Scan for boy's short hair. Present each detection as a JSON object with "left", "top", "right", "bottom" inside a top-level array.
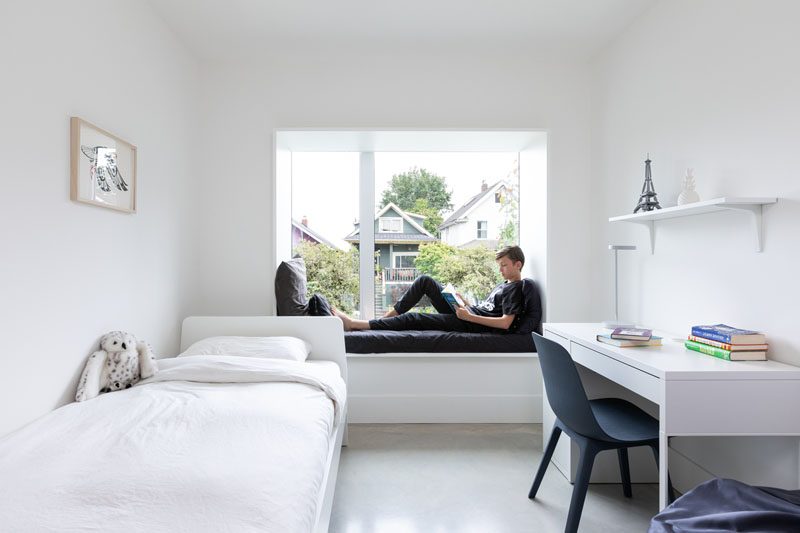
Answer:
[{"left": 496, "top": 245, "right": 525, "bottom": 266}]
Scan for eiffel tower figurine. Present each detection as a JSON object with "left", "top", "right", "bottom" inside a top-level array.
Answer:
[{"left": 633, "top": 154, "right": 662, "bottom": 213}]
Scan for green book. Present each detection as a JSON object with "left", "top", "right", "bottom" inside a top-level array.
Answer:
[{"left": 684, "top": 340, "right": 766, "bottom": 361}]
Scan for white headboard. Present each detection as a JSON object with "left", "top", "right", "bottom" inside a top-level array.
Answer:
[{"left": 180, "top": 316, "right": 347, "bottom": 383}]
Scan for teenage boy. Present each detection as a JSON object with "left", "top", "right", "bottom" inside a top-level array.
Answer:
[{"left": 334, "top": 245, "right": 527, "bottom": 333}]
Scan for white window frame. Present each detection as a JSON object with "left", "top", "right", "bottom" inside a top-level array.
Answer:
[
  {"left": 477, "top": 220, "right": 488, "bottom": 239},
  {"left": 392, "top": 252, "right": 419, "bottom": 269},
  {"left": 274, "top": 129, "right": 548, "bottom": 322},
  {"left": 379, "top": 217, "right": 403, "bottom": 233}
]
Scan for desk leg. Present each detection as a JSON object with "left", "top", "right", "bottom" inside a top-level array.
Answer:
[{"left": 658, "top": 430, "right": 669, "bottom": 510}]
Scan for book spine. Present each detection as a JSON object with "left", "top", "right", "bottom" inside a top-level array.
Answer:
[
  {"left": 685, "top": 340, "right": 732, "bottom": 360},
  {"left": 687, "top": 335, "right": 734, "bottom": 351},
  {"left": 690, "top": 327, "right": 731, "bottom": 343}
]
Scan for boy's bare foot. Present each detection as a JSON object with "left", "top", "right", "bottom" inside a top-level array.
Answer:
[{"left": 331, "top": 307, "right": 353, "bottom": 331}]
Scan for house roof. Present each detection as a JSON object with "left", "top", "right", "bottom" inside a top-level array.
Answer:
[
  {"left": 292, "top": 218, "right": 344, "bottom": 250},
  {"left": 345, "top": 202, "right": 436, "bottom": 242},
  {"left": 345, "top": 232, "right": 438, "bottom": 244},
  {"left": 439, "top": 181, "right": 504, "bottom": 230}
]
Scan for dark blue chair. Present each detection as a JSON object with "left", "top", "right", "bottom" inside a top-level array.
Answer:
[{"left": 529, "top": 333, "right": 674, "bottom": 533}]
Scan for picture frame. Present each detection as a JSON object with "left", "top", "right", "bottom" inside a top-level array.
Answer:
[{"left": 70, "top": 117, "right": 137, "bottom": 213}]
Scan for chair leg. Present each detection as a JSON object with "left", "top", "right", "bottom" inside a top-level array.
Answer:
[
  {"left": 649, "top": 443, "right": 676, "bottom": 504},
  {"left": 529, "top": 425, "right": 562, "bottom": 499},
  {"left": 565, "top": 441, "right": 598, "bottom": 533},
  {"left": 617, "top": 448, "right": 632, "bottom": 498}
]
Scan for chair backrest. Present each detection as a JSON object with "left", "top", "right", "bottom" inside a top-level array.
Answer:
[
  {"left": 513, "top": 279, "right": 543, "bottom": 335},
  {"left": 532, "top": 333, "right": 609, "bottom": 440}
]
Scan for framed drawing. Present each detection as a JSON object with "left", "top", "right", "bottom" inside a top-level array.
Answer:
[{"left": 70, "top": 117, "right": 137, "bottom": 213}]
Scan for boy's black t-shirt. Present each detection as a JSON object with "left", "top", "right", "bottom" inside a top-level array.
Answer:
[{"left": 469, "top": 280, "right": 524, "bottom": 318}]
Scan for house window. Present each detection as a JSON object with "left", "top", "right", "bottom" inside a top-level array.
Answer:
[
  {"left": 393, "top": 252, "right": 418, "bottom": 269},
  {"left": 477, "top": 221, "right": 488, "bottom": 239},
  {"left": 379, "top": 217, "right": 402, "bottom": 233}
]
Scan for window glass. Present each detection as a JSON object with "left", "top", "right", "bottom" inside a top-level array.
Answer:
[
  {"left": 290, "top": 152, "right": 361, "bottom": 317},
  {"left": 373, "top": 153, "right": 519, "bottom": 315},
  {"left": 379, "top": 217, "right": 402, "bottom": 233},
  {"left": 477, "top": 220, "right": 488, "bottom": 239}
]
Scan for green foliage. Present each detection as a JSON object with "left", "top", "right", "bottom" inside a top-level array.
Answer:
[
  {"left": 411, "top": 198, "right": 444, "bottom": 237},
  {"left": 414, "top": 242, "right": 457, "bottom": 281},
  {"left": 497, "top": 182, "right": 519, "bottom": 247},
  {"left": 380, "top": 167, "right": 452, "bottom": 223},
  {"left": 439, "top": 247, "right": 503, "bottom": 301},
  {"left": 415, "top": 242, "right": 501, "bottom": 301},
  {"left": 293, "top": 241, "right": 360, "bottom": 314}
]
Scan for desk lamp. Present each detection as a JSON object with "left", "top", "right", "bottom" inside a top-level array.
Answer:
[{"left": 603, "top": 244, "right": 637, "bottom": 329}]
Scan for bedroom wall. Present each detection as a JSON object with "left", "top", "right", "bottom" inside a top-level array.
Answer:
[
  {"left": 192, "top": 52, "right": 594, "bottom": 325},
  {"left": 591, "top": 0, "right": 800, "bottom": 489},
  {"left": 0, "top": 1, "right": 199, "bottom": 436}
]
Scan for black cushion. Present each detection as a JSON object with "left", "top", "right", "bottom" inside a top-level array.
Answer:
[
  {"left": 345, "top": 330, "right": 536, "bottom": 353},
  {"left": 275, "top": 258, "right": 309, "bottom": 316},
  {"left": 511, "top": 278, "right": 543, "bottom": 335},
  {"left": 308, "top": 293, "right": 333, "bottom": 316}
]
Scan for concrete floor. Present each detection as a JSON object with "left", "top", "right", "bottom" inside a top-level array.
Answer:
[{"left": 330, "top": 424, "right": 659, "bottom": 533}]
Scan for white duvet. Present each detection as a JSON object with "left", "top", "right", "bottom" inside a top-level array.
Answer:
[{"left": 0, "top": 355, "right": 346, "bottom": 533}]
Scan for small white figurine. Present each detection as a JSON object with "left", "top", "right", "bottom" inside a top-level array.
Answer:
[{"left": 677, "top": 168, "right": 700, "bottom": 205}]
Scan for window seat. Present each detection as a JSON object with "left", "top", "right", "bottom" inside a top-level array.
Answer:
[
  {"left": 344, "top": 330, "right": 541, "bottom": 423},
  {"left": 344, "top": 329, "right": 536, "bottom": 354}
]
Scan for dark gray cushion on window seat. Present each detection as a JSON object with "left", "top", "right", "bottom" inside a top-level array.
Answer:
[
  {"left": 345, "top": 330, "right": 535, "bottom": 354},
  {"left": 275, "top": 258, "right": 309, "bottom": 316}
]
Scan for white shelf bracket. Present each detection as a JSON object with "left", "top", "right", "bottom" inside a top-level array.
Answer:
[
  {"left": 631, "top": 220, "right": 656, "bottom": 254},
  {"left": 720, "top": 204, "right": 765, "bottom": 252}
]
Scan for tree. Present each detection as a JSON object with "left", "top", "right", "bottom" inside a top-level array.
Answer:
[
  {"left": 411, "top": 198, "right": 444, "bottom": 236},
  {"left": 438, "top": 247, "right": 503, "bottom": 300},
  {"left": 293, "top": 241, "right": 360, "bottom": 314},
  {"left": 497, "top": 182, "right": 519, "bottom": 247},
  {"left": 414, "top": 242, "right": 457, "bottom": 281},
  {"left": 415, "top": 242, "right": 501, "bottom": 301},
  {"left": 380, "top": 167, "right": 452, "bottom": 236}
]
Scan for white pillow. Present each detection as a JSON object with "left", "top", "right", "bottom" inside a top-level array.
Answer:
[{"left": 180, "top": 336, "right": 312, "bottom": 362}]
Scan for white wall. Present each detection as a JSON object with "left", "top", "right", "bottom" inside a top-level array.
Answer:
[
  {"left": 0, "top": 1, "right": 199, "bottom": 436},
  {"left": 193, "top": 52, "right": 594, "bottom": 325},
  {"left": 591, "top": 0, "right": 800, "bottom": 488}
]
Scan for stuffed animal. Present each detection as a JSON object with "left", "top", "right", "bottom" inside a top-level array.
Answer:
[{"left": 75, "top": 331, "right": 157, "bottom": 402}]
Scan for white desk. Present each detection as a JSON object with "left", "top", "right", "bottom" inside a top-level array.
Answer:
[{"left": 543, "top": 323, "right": 800, "bottom": 510}]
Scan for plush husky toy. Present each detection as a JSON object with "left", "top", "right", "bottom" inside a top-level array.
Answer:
[{"left": 75, "top": 331, "right": 157, "bottom": 402}]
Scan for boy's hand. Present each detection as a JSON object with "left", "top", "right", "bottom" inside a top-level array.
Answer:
[{"left": 455, "top": 306, "right": 472, "bottom": 321}]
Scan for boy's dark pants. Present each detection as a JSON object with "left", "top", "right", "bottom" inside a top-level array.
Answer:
[{"left": 368, "top": 275, "right": 494, "bottom": 333}]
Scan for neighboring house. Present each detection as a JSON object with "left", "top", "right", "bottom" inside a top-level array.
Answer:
[
  {"left": 344, "top": 202, "right": 437, "bottom": 313},
  {"left": 439, "top": 180, "right": 509, "bottom": 249},
  {"left": 344, "top": 202, "right": 437, "bottom": 273},
  {"left": 292, "top": 216, "right": 345, "bottom": 251}
]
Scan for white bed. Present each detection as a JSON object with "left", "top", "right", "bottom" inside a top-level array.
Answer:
[{"left": 0, "top": 316, "right": 347, "bottom": 533}]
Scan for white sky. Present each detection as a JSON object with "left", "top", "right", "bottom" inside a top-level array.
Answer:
[{"left": 291, "top": 152, "right": 518, "bottom": 249}]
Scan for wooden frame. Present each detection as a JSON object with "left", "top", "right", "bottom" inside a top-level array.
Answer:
[{"left": 70, "top": 117, "right": 137, "bottom": 213}]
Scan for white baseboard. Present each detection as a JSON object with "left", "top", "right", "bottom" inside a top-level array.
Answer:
[{"left": 348, "top": 394, "right": 543, "bottom": 423}]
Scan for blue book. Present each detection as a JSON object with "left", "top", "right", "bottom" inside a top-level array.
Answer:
[{"left": 691, "top": 324, "right": 765, "bottom": 344}]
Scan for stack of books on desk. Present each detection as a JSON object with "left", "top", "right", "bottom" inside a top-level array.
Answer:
[
  {"left": 597, "top": 327, "right": 662, "bottom": 347},
  {"left": 685, "top": 324, "right": 768, "bottom": 361}
]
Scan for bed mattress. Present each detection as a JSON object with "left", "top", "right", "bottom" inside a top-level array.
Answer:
[
  {"left": 0, "top": 356, "right": 346, "bottom": 533},
  {"left": 345, "top": 329, "right": 536, "bottom": 353}
]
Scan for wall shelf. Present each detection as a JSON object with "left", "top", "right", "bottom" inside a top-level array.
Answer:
[{"left": 609, "top": 197, "right": 777, "bottom": 253}]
